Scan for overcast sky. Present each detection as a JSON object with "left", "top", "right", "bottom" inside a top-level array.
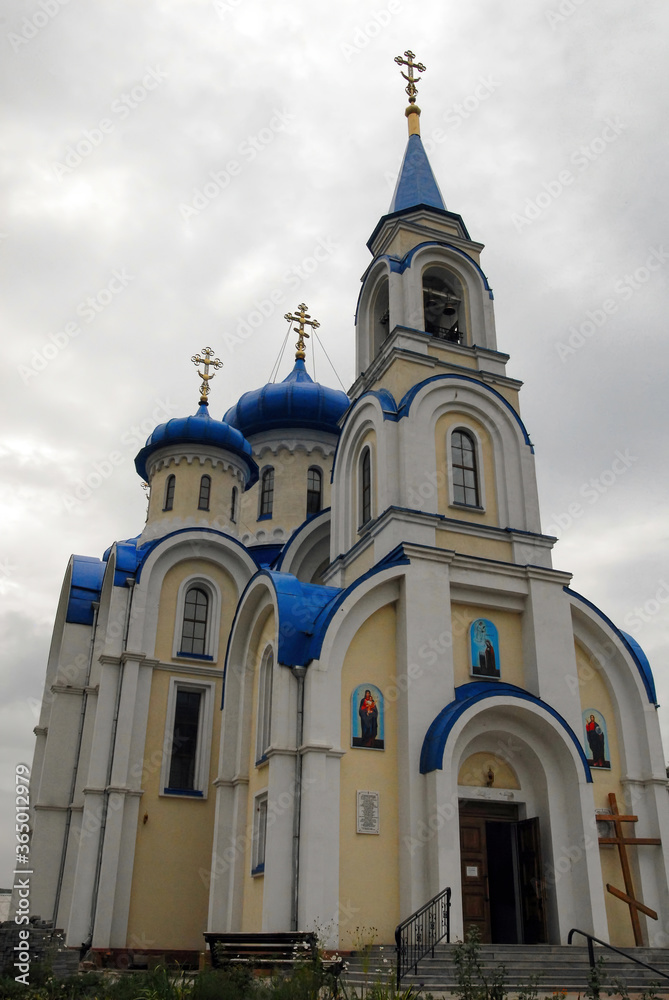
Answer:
[{"left": 1, "top": 0, "right": 668, "bottom": 888}]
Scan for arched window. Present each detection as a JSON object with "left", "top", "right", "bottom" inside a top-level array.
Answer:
[
  {"left": 451, "top": 430, "right": 480, "bottom": 506},
  {"left": 198, "top": 474, "right": 211, "bottom": 511},
  {"left": 256, "top": 647, "right": 274, "bottom": 762},
  {"left": 359, "top": 447, "right": 372, "bottom": 527},
  {"left": 306, "top": 467, "right": 322, "bottom": 516},
  {"left": 259, "top": 468, "right": 274, "bottom": 518},
  {"left": 179, "top": 586, "right": 209, "bottom": 656},
  {"left": 163, "top": 474, "right": 175, "bottom": 511},
  {"left": 230, "top": 486, "right": 238, "bottom": 523},
  {"left": 423, "top": 267, "right": 464, "bottom": 344}
]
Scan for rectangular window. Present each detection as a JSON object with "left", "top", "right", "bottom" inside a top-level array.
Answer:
[
  {"left": 252, "top": 792, "right": 268, "bottom": 875},
  {"left": 161, "top": 680, "right": 215, "bottom": 798},
  {"left": 167, "top": 689, "right": 201, "bottom": 791}
]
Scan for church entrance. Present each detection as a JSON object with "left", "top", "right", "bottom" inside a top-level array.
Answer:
[{"left": 459, "top": 801, "right": 548, "bottom": 944}]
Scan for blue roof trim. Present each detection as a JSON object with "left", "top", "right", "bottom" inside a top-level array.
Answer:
[
  {"left": 66, "top": 556, "right": 106, "bottom": 626},
  {"left": 274, "top": 507, "right": 332, "bottom": 572},
  {"left": 565, "top": 588, "right": 658, "bottom": 706},
  {"left": 221, "top": 545, "right": 411, "bottom": 708},
  {"left": 367, "top": 206, "right": 472, "bottom": 252},
  {"left": 246, "top": 543, "right": 284, "bottom": 568},
  {"left": 420, "top": 681, "right": 593, "bottom": 781},
  {"left": 303, "top": 544, "right": 411, "bottom": 665},
  {"left": 389, "top": 134, "right": 446, "bottom": 214},
  {"left": 397, "top": 374, "right": 534, "bottom": 451},
  {"left": 131, "top": 527, "right": 258, "bottom": 584},
  {"left": 224, "top": 359, "right": 349, "bottom": 439},
  {"left": 134, "top": 403, "right": 258, "bottom": 486},
  {"left": 392, "top": 242, "right": 493, "bottom": 300}
]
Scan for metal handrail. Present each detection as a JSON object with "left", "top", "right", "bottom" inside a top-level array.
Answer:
[
  {"left": 568, "top": 927, "right": 669, "bottom": 991},
  {"left": 395, "top": 886, "right": 451, "bottom": 989}
]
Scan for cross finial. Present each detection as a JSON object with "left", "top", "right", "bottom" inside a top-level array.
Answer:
[
  {"left": 395, "top": 50, "right": 426, "bottom": 136},
  {"left": 284, "top": 303, "right": 320, "bottom": 361},
  {"left": 191, "top": 347, "right": 223, "bottom": 405}
]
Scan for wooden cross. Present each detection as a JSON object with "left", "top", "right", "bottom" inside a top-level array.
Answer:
[
  {"left": 284, "top": 303, "right": 320, "bottom": 361},
  {"left": 191, "top": 347, "right": 223, "bottom": 404},
  {"left": 596, "top": 792, "right": 661, "bottom": 945},
  {"left": 394, "top": 50, "right": 426, "bottom": 105}
]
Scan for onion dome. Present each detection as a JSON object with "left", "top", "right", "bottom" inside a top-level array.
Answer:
[
  {"left": 223, "top": 359, "right": 349, "bottom": 438},
  {"left": 134, "top": 403, "right": 258, "bottom": 485}
]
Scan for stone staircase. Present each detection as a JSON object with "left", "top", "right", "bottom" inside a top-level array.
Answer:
[{"left": 342, "top": 943, "right": 669, "bottom": 995}]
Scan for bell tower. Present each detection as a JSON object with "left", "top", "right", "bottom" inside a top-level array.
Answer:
[{"left": 352, "top": 51, "right": 502, "bottom": 403}]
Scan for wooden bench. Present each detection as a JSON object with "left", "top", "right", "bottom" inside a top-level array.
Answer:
[
  {"left": 204, "top": 931, "right": 318, "bottom": 971},
  {"left": 203, "top": 931, "right": 343, "bottom": 992}
]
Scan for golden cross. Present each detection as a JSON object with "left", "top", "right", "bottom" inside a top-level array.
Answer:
[
  {"left": 284, "top": 303, "right": 320, "bottom": 361},
  {"left": 191, "top": 347, "right": 223, "bottom": 405},
  {"left": 395, "top": 49, "right": 426, "bottom": 105},
  {"left": 596, "top": 792, "right": 661, "bottom": 945}
]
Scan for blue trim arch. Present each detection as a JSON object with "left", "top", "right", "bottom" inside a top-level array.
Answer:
[
  {"left": 565, "top": 587, "right": 658, "bottom": 706},
  {"left": 420, "top": 681, "right": 593, "bottom": 781}
]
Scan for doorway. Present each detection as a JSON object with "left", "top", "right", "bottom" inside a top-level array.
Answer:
[{"left": 459, "top": 802, "right": 547, "bottom": 944}]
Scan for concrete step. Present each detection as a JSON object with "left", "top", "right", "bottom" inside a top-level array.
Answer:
[{"left": 342, "top": 944, "right": 669, "bottom": 993}]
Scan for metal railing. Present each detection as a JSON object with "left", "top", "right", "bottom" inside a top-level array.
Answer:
[
  {"left": 395, "top": 886, "right": 451, "bottom": 989},
  {"left": 568, "top": 928, "right": 669, "bottom": 994}
]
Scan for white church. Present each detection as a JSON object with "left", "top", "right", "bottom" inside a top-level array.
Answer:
[{"left": 25, "top": 54, "right": 669, "bottom": 963}]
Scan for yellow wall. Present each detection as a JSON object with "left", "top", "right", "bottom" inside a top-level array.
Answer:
[
  {"left": 148, "top": 457, "right": 241, "bottom": 532},
  {"left": 344, "top": 544, "right": 375, "bottom": 588},
  {"left": 451, "top": 603, "right": 524, "bottom": 689},
  {"left": 339, "top": 604, "right": 399, "bottom": 947},
  {"left": 436, "top": 528, "right": 512, "bottom": 562},
  {"left": 240, "top": 613, "right": 276, "bottom": 931},
  {"left": 435, "top": 412, "right": 499, "bottom": 527},
  {"left": 240, "top": 449, "right": 333, "bottom": 538},
  {"left": 574, "top": 641, "right": 633, "bottom": 947},
  {"left": 458, "top": 751, "right": 520, "bottom": 789},
  {"left": 126, "top": 557, "right": 239, "bottom": 951}
]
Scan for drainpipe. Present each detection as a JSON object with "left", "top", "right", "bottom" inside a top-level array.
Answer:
[
  {"left": 85, "top": 579, "right": 135, "bottom": 949},
  {"left": 290, "top": 666, "right": 307, "bottom": 932},
  {"left": 52, "top": 601, "right": 99, "bottom": 925}
]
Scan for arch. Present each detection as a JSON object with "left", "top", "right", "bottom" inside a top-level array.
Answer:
[
  {"left": 449, "top": 427, "right": 481, "bottom": 508},
  {"left": 421, "top": 682, "right": 592, "bottom": 780},
  {"left": 422, "top": 264, "right": 466, "bottom": 344},
  {"left": 255, "top": 644, "right": 274, "bottom": 762},
  {"left": 163, "top": 474, "right": 175, "bottom": 511},
  {"left": 125, "top": 530, "right": 256, "bottom": 657},
  {"left": 198, "top": 474, "right": 211, "bottom": 511},
  {"left": 276, "top": 507, "right": 332, "bottom": 585},
  {"left": 359, "top": 446, "right": 372, "bottom": 527},
  {"left": 173, "top": 574, "right": 222, "bottom": 661},
  {"left": 354, "top": 257, "right": 393, "bottom": 374}
]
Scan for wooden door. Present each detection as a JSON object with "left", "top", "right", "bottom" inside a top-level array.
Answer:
[
  {"left": 517, "top": 817, "right": 548, "bottom": 944},
  {"left": 460, "top": 815, "right": 491, "bottom": 942}
]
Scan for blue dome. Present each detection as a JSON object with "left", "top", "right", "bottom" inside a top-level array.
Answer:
[
  {"left": 223, "top": 359, "right": 349, "bottom": 438},
  {"left": 135, "top": 403, "right": 258, "bottom": 485}
]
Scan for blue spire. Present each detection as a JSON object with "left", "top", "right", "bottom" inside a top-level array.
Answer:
[{"left": 388, "top": 133, "right": 446, "bottom": 214}]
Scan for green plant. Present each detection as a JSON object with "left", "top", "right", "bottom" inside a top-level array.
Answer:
[
  {"left": 515, "top": 973, "right": 540, "bottom": 1000},
  {"left": 584, "top": 956, "right": 607, "bottom": 1000},
  {"left": 452, "top": 926, "right": 506, "bottom": 1000}
]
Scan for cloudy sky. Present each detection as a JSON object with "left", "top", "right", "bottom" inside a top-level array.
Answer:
[{"left": 1, "top": 0, "right": 668, "bottom": 886}]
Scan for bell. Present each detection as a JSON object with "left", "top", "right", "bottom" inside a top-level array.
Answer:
[{"left": 443, "top": 295, "right": 457, "bottom": 317}]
